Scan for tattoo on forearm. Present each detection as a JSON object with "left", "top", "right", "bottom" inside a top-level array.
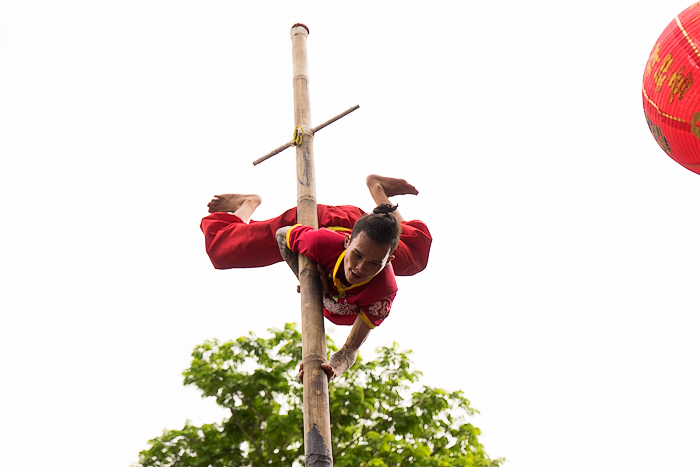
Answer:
[
  {"left": 275, "top": 228, "right": 299, "bottom": 279},
  {"left": 329, "top": 348, "right": 357, "bottom": 375}
]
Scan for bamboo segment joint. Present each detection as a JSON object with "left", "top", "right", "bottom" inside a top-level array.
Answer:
[
  {"left": 297, "top": 194, "right": 317, "bottom": 203},
  {"left": 302, "top": 354, "right": 327, "bottom": 365}
]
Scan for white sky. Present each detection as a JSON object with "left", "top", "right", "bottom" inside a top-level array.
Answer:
[{"left": 2, "top": 1, "right": 699, "bottom": 466}]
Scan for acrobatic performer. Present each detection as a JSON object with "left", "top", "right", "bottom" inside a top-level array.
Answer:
[{"left": 201, "top": 175, "right": 432, "bottom": 381}]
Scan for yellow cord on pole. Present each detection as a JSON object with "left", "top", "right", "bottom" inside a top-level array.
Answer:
[{"left": 291, "top": 126, "right": 304, "bottom": 146}]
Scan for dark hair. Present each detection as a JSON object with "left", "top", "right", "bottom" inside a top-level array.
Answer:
[{"left": 349, "top": 204, "right": 401, "bottom": 253}]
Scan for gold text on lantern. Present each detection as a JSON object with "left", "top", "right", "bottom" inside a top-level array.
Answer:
[
  {"left": 668, "top": 67, "right": 693, "bottom": 103},
  {"left": 653, "top": 54, "right": 675, "bottom": 91}
]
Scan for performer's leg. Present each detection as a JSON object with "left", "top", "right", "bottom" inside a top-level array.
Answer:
[
  {"left": 365, "top": 174, "right": 432, "bottom": 276},
  {"left": 201, "top": 180, "right": 432, "bottom": 274},
  {"left": 316, "top": 204, "right": 365, "bottom": 231},
  {"left": 202, "top": 193, "right": 298, "bottom": 269},
  {"left": 391, "top": 220, "right": 432, "bottom": 276},
  {"left": 365, "top": 174, "right": 418, "bottom": 223},
  {"left": 203, "top": 198, "right": 367, "bottom": 270}
]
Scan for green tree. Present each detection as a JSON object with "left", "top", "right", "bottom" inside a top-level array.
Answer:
[{"left": 135, "top": 323, "right": 504, "bottom": 467}]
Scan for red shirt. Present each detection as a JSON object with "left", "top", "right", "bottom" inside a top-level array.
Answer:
[{"left": 286, "top": 225, "right": 397, "bottom": 328}]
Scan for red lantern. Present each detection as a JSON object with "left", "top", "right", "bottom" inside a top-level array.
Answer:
[{"left": 643, "top": 2, "right": 700, "bottom": 175}]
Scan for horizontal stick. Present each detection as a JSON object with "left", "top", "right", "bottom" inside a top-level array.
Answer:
[
  {"left": 311, "top": 104, "right": 359, "bottom": 134},
  {"left": 252, "top": 105, "right": 360, "bottom": 166},
  {"left": 252, "top": 141, "right": 293, "bottom": 166}
]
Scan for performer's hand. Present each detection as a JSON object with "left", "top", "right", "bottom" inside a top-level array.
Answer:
[
  {"left": 316, "top": 264, "right": 330, "bottom": 295},
  {"left": 298, "top": 362, "right": 339, "bottom": 383},
  {"left": 322, "top": 362, "right": 340, "bottom": 381},
  {"left": 299, "top": 321, "right": 365, "bottom": 382}
]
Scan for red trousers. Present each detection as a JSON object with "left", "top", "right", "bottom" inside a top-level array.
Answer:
[{"left": 201, "top": 205, "right": 432, "bottom": 276}]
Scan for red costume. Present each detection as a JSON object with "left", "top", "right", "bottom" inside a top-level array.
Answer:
[
  {"left": 285, "top": 224, "right": 396, "bottom": 328},
  {"left": 200, "top": 205, "right": 431, "bottom": 276}
]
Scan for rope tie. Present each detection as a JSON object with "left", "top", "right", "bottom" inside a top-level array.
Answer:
[{"left": 291, "top": 126, "right": 304, "bottom": 146}]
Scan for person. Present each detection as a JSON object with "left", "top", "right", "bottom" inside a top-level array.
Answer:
[
  {"left": 200, "top": 175, "right": 432, "bottom": 381},
  {"left": 201, "top": 175, "right": 431, "bottom": 277}
]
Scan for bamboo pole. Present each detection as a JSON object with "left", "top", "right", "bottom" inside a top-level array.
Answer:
[{"left": 290, "top": 23, "right": 334, "bottom": 467}]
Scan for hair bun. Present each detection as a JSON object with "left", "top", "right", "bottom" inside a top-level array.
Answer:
[{"left": 373, "top": 203, "right": 398, "bottom": 215}]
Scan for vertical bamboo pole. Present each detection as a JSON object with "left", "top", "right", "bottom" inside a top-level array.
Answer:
[{"left": 290, "top": 23, "right": 333, "bottom": 467}]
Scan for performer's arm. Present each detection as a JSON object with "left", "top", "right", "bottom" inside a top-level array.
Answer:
[
  {"left": 298, "top": 315, "right": 371, "bottom": 383},
  {"left": 275, "top": 226, "right": 299, "bottom": 278},
  {"left": 323, "top": 316, "right": 371, "bottom": 381}
]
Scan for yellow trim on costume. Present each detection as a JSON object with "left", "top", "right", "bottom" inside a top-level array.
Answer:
[
  {"left": 326, "top": 226, "right": 352, "bottom": 232},
  {"left": 331, "top": 251, "right": 373, "bottom": 298},
  {"left": 359, "top": 311, "right": 376, "bottom": 329},
  {"left": 642, "top": 87, "right": 686, "bottom": 122},
  {"left": 286, "top": 224, "right": 303, "bottom": 249},
  {"left": 332, "top": 250, "right": 344, "bottom": 283},
  {"left": 676, "top": 16, "right": 700, "bottom": 60}
]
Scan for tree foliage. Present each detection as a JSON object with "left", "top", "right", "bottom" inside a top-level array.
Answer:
[{"left": 135, "top": 323, "right": 504, "bottom": 467}]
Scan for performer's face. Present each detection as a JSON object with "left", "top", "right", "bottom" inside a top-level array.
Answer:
[{"left": 343, "top": 232, "right": 394, "bottom": 284}]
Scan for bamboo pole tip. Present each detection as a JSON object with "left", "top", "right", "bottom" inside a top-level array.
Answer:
[{"left": 291, "top": 23, "right": 310, "bottom": 36}]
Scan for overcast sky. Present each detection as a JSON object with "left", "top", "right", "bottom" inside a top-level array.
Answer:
[{"left": 2, "top": 1, "right": 699, "bottom": 466}]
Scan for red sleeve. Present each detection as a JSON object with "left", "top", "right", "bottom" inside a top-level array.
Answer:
[
  {"left": 286, "top": 225, "right": 346, "bottom": 267},
  {"left": 285, "top": 224, "right": 319, "bottom": 261},
  {"left": 359, "top": 293, "right": 395, "bottom": 328}
]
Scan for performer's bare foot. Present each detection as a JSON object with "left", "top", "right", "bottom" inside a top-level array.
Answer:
[
  {"left": 207, "top": 194, "right": 261, "bottom": 213},
  {"left": 366, "top": 175, "right": 417, "bottom": 224},
  {"left": 366, "top": 174, "right": 419, "bottom": 198},
  {"left": 207, "top": 194, "right": 261, "bottom": 223}
]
